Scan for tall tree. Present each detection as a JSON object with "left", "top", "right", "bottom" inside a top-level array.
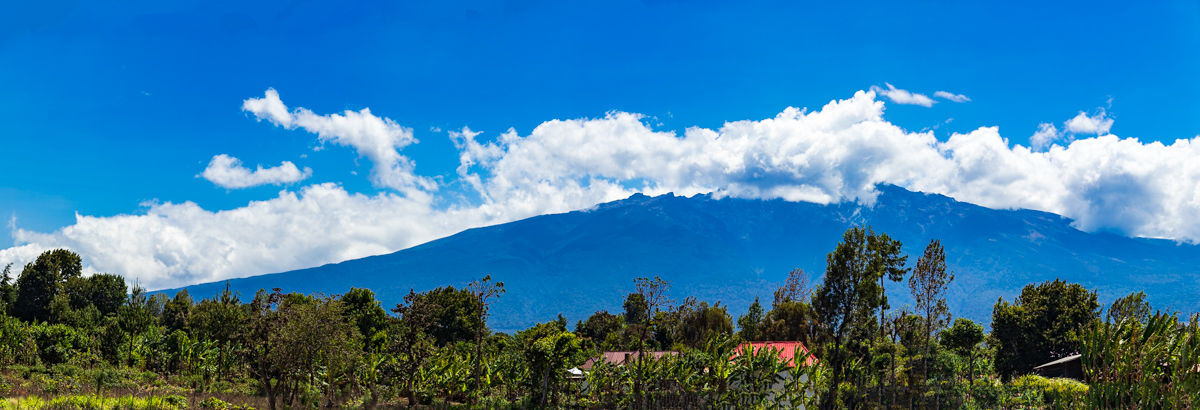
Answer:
[
  {"left": 576, "top": 310, "right": 622, "bottom": 349},
  {"left": 14, "top": 249, "right": 82, "bottom": 322},
  {"left": 940, "top": 318, "right": 985, "bottom": 388},
  {"left": 665, "top": 299, "right": 733, "bottom": 348},
  {"left": 622, "top": 292, "right": 649, "bottom": 327},
  {"left": 192, "top": 282, "right": 245, "bottom": 380},
  {"left": 341, "top": 287, "right": 389, "bottom": 347},
  {"left": 409, "top": 285, "right": 482, "bottom": 346},
  {"left": 63, "top": 273, "right": 127, "bottom": 317},
  {"left": 632, "top": 276, "right": 671, "bottom": 405},
  {"left": 774, "top": 268, "right": 814, "bottom": 307},
  {"left": 0, "top": 263, "right": 15, "bottom": 315},
  {"left": 812, "top": 226, "right": 905, "bottom": 410},
  {"left": 118, "top": 284, "right": 153, "bottom": 366},
  {"left": 760, "top": 272, "right": 820, "bottom": 344},
  {"left": 467, "top": 275, "right": 504, "bottom": 403},
  {"left": 161, "top": 289, "right": 194, "bottom": 332},
  {"left": 388, "top": 289, "right": 437, "bottom": 406},
  {"left": 1107, "top": 290, "right": 1151, "bottom": 324},
  {"left": 909, "top": 239, "right": 954, "bottom": 403},
  {"left": 736, "top": 297, "right": 765, "bottom": 342},
  {"left": 991, "top": 279, "right": 1100, "bottom": 380}
]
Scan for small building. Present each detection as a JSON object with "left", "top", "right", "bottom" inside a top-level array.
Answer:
[
  {"left": 1034, "top": 354, "right": 1084, "bottom": 381},
  {"left": 580, "top": 350, "right": 679, "bottom": 371},
  {"left": 732, "top": 341, "right": 819, "bottom": 367}
]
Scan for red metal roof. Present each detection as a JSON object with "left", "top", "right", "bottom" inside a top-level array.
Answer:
[
  {"left": 732, "top": 341, "right": 819, "bottom": 367},
  {"left": 581, "top": 351, "right": 679, "bottom": 370}
]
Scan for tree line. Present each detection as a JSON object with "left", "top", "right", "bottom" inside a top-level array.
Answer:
[{"left": 1, "top": 226, "right": 1197, "bottom": 409}]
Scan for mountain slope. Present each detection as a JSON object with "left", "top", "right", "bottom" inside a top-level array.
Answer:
[{"left": 164, "top": 185, "right": 1200, "bottom": 330}]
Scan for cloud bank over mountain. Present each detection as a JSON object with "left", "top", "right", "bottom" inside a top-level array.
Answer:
[{"left": 3, "top": 89, "right": 1198, "bottom": 289}]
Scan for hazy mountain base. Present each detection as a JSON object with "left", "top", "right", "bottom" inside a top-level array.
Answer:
[{"left": 162, "top": 185, "right": 1200, "bottom": 331}]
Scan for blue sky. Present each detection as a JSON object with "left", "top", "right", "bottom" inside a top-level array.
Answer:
[{"left": 2, "top": 0, "right": 1199, "bottom": 288}]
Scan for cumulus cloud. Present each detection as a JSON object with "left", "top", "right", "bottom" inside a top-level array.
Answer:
[
  {"left": 934, "top": 91, "right": 971, "bottom": 103},
  {"left": 199, "top": 154, "right": 312, "bottom": 189},
  {"left": 870, "top": 83, "right": 935, "bottom": 107},
  {"left": 4, "top": 89, "right": 1199, "bottom": 290},
  {"left": 242, "top": 88, "right": 435, "bottom": 196},
  {"left": 1064, "top": 109, "right": 1114, "bottom": 135},
  {"left": 1030, "top": 123, "right": 1062, "bottom": 151}
]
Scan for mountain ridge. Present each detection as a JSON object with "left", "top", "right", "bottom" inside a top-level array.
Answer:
[{"left": 160, "top": 185, "right": 1200, "bottom": 330}]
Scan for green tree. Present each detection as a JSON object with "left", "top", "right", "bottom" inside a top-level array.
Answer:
[
  {"left": 341, "top": 287, "right": 389, "bottom": 348},
  {"left": 812, "top": 226, "right": 905, "bottom": 409},
  {"left": 760, "top": 269, "right": 821, "bottom": 345},
  {"left": 991, "top": 279, "right": 1100, "bottom": 380},
  {"left": 1107, "top": 290, "right": 1151, "bottom": 324},
  {"left": 631, "top": 276, "right": 671, "bottom": 404},
  {"left": 63, "top": 273, "right": 127, "bottom": 317},
  {"left": 623, "top": 292, "right": 649, "bottom": 326},
  {"left": 14, "top": 249, "right": 83, "bottom": 322},
  {"left": 576, "top": 310, "right": 622, "bottom": 348},
  {"left": 191, "top": 282, "right": 245, "bottom": 380},
  {"left": 940, "top": 318, "right": 985, "bottom": 387},
  {"left": 409, "top": 285, "right": 482, "bottom": 346},
  {"left": 773, "top": 268, "right": 814, "bottom": 307},
  {"left": 909, "top": 239, "right": 954, "bottom": 403},
  {"left": 387, "top": 289, "right": 438, "bottom": 406},
  {"left": 759, "top": 298, "right": 819, "bottom": 344},
  {"left": 666, "top": 298, "right": 733, "bottom": 348},
  {"left": 467, "top": 275, "right": 504, "bottom": 403},
  {"left": 161, "top": 289, "right": 194, "bottom": 332},
  {"left": 0, "top": 263, "right": 15, "bottom": 314},
  {"left": 515, "top": 319, "right": 584, "bottom": 406},
  {"left": 118, "top": 284, "right": 153, "bottom": 366},
  {"left": 737, "top": 297, "right": 765, "bottom": 342}
]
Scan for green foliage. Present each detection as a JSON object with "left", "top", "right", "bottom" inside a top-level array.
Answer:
[
  {"left": 1010, "top": 374, "right": 1088, "bottom": 409},
  {"left": 622, "top": 293, "right": 649, "bottom": 327},
  {"left": 991, "top": 279, "right": 1100, "bottom": 380},
  {"left": 63, "top": 274, "right": 127, "bottom": 318},
  {"left": 1081, "top": 310, "right": 1200, "bottom": 408},
  {"left": 1, "top": 263, "right": 16, "bottom": 315},
  {"left": 1107, "top": 290, "right": 1151, "bottom": 324},
  {"left": 14, "top": 249, "right": 83, "bottom": 323},
  {"left": 0, "top": 394, "right": 189, "bottom": 410},
  {"left": 660, "top": 299, "right": 733, "bottom": 349},
  {"left": 30, "top": 323, "right": 89, "bottom": 365},
  {"left": 812, "top": 226, "right": 906, "bottom": 408},
  {"left": 160, "top": 290, "right": 192, "bottom": 333},
  {"left": 760, "top": 300, "right": 819, "bottom": 345},
  {"left": 940, "top": 318, "right": 984, "bottom": 356},
  {"left": 339, "top": 287, "right": 387, "bottom": 349},
  {"left": 0, "top": 234, "right": 1188, "bottom": 410},
  {"left": 736, "top": 297, "right": 764, "bottom": 342},
  {"left": 408, "top": 285, "right": 482, "bottom": 346},
  {"left": 576, "top": 310, "right": 622, "bottom": 349}
]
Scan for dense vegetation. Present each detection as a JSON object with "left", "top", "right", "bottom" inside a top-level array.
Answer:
[{"left": 1, "top": 226, "right": 1197, "bottom": 409}]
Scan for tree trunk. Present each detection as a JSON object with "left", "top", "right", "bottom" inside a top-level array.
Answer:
[{"left": 539, "top": 365, "right": 551, "bottom": 406}]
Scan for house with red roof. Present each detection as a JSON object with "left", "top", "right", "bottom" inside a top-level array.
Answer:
[{"left": 731, "top": 341, "right": 819, "bottom": 367}]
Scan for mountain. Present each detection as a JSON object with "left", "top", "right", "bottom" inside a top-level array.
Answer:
[{"left": 162, "top": 185, "right": 1200, "bottom": 331}]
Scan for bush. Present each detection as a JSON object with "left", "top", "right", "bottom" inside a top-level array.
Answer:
[
  {"left": 198, "top": 397, "right": 231, "bottom": 409},
  {"left": 1011, "top": 374, "right": 1088, "bottom": 409}
]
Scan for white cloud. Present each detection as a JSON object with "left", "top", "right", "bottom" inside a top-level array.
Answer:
[
  {"left": 4, "top": 89, "right": 1200, "bottom": 290},
  {"left": 1030, "top": 123, "right": 1061, "bottom": 151},
  {"left": 1064, "top": 109, "right": 1114, "bottom": 135},
  {"left": 199, "top": 154, "right": 312, "bottom": 189},
  {"left": 242, "top": 88, "right": 435, "bottom": 196},
  {"left": 934, "top": 91, "right": 971, "bottom": 103},
  {"left": 870, "top": 83, "right": 935, "bottom": 107}
]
